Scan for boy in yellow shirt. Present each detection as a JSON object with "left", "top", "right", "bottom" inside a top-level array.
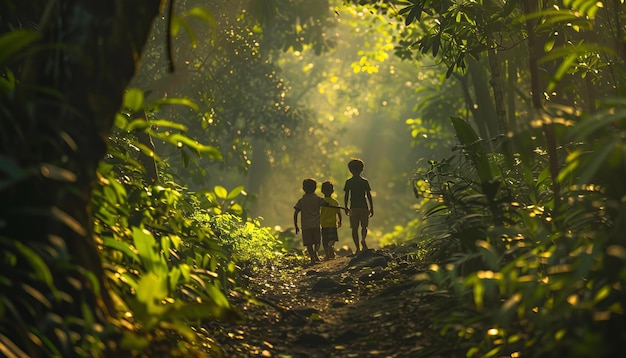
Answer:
[{"left": 320, "top": 181, "right": 342, "bottom": 260}]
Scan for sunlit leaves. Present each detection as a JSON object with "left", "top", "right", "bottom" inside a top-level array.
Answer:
[
  {"left": 562, "top": 0, "right": 601, "bottom": 18},
  {"left": 132, "top": 227, "right": 167, "bottom": 275},
  {"left": 213, "top": 185, "right": 228, "bottom": 200}
]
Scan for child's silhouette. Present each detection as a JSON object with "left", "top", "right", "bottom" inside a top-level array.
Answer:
[
  {"left": 343, "top": 158, "right": 374, "bottom": 254},
  {"left": 293, "top": 178, "right": 325, "bottom": 264},
  {"left": 320, "top": 181, "right": 342, "bottom": 260}
]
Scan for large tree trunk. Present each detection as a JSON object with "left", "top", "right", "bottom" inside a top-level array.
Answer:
[{"left": 1, "top": 1, "right": 162, "bottom": 355}]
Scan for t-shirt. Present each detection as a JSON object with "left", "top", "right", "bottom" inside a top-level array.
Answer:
[
  {"left": 344, "top": 176, "right": 371, "bottom": 209},
  {"left": 294, "top": 193, "right": 326, "bottom": 229},
  {"left": 320, "top": 197, "right": 340, "bottom": 228}
]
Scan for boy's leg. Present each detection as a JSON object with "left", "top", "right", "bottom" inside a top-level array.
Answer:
[
  {"left": 358, "top": 208, "right": 370, "bottom": 250},
  {"left": 352, "top": 227, "right": 360, "bottom": 254},
  {"left": 361, "top": 226, "right": 368, "bottom": 250},
  {"left": 313, "top": 228, "right": 321, "bottom": 261},
  {"left": 350, "top": 210, "right": 361, "bottom": 254},
  {"left": 306, "top": 244, "right": 317, "bottom": 263},
  {"left": 303, "top": 228, "right": 321, "bottom": 263}
]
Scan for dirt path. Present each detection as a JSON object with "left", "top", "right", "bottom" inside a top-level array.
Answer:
[{"left": 200, "top": 247, "right": 453, "bottom": 357}]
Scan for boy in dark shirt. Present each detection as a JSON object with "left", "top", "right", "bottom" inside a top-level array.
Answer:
[{"left": 343, "top": 158, "right": 374, "bottom": 254}]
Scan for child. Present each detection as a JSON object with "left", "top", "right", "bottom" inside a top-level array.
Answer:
[
  {"left": 343, "top": 158, "right": 374, "bottom": 254},
  {"left": 320, "top": 180, "right": 342, "bottom": 260},
  {"left": 293, "top": 178, "right": 324, "bottom": 264}
]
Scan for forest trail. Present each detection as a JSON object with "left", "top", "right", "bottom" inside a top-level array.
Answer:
[{"left": 201, "top": 246, "right": 453, "bottom": 357}]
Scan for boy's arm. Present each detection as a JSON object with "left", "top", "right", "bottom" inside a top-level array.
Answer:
[
  {"left": 293, "top": 208, "right": 300, "bottom": 234},
  {"left": 367, "top": 191, "right": 374, "bottom": 217},
  {"left": 344, "top": 191, "right": 350, "bottom": 214},
  {"left": 321, "top": 198, "right": 349, "bottom": 213},
  {"left": 337, "top": 211, "right": 342, "bottom": 228}
]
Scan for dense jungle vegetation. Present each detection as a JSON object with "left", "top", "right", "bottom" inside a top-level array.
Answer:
[{"left": 1, "top": 0, "right": 625, "bottom": 356}]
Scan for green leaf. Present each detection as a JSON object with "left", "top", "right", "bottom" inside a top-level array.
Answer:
[
  {"left": 153, "top": 132, "right": 222, "bottom": 159},
  {"left": 147, "top": 119, "right": 188, "bottom": 131},
  {"left": 124, "top": 88, "right": 144, "bottom": 112},
  {"left": 10, "top": 240, "right": 55, "bottom": 293},
  {"left": 126, "top": 118, "right": 150, "bottom": 131},
  {"left": 102, "top": 237, "right": 139, "bottom": 262},
  {"left": 226, "top": 185, "right": 245, "bottom": 200},
  {"left": 0, "top": 68, "right": 16, "bottom": 93},
  {"left": 136, "top": 272, "right": 168, "bottom": 314},
  {"left": 181, "top": 148, "right": 190, "bottom": 167},
  {"left": 132, "top": 227, "right": 157, "bottom": 270},
  {"left": 150, "top": 97, "right": 199, "bottom": 111},
  {"left": 187, "top": 7, "right": 216, "bottom": 25},
  {"left": 114, "top": 113, "right": 128, "bottom": 130},
  {"left": 170, "top": 16, "right": 183, "bottom": 36},
  {"left": 577, "top": 140, "right": 618, "bottom": 185},
  {"left": 0, "top": 29, "right": 39, "bottom": 66},
  {"left": 214, "top": 185, "right": 228, "bottom": 199},
  {"left": 169, "top": 266, "right": 182, "bottom": 292},
  {"left": 135, "top": 142, "right": 162, "bottom": 162},
  {"left": 161, "top": 235, "right": 171, "bottom": 259},
  {"left": 450, "top": 117, "right": 493, "bottom": 184},
  {"left": 546, "top": 53, "right": 578, "bottom": 93}
]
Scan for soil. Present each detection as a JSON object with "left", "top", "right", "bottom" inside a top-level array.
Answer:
[{"left": 200, "top": 245, "right": 457, "bottom": 357}]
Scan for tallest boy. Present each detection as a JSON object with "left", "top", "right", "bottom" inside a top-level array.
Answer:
[{"left": 343, "top": 158, "right": 374, "bottom": 254}]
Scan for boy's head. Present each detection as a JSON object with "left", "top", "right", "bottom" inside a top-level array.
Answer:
[
  {"left": 302, "top": 178, "right": 317, "bottom": 194},
  {"left": 321, "top": 180, "right": 334, "bottom": 196},
  {"left": 348, "top": 158, "right": 364, "bottom": 175}
]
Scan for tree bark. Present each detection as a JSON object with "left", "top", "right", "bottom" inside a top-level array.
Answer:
[{"left": 2, "top": 0, "right": 163, "bottom": 355}]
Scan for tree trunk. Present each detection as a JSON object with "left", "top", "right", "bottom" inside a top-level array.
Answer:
[
  {"left": 467, "top": 57, "right": 498, "bottom": 139},
  {"left": 506, "top": 57, "right": 517, "bottom": 129},
  {"left": 487, "top": 46, "right": 508, "bottom": 135},
  {"left": 2, "top": 0, "right": 162, "bottom": 355},
  {"left": 520, "top": 0, "right": 562, "bottom": 218}
]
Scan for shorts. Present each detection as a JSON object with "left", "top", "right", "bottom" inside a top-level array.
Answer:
[
  {"left": 301, "top": 227, "right": 321, "bottom": 247},
  {"left": 321, "top": 227, "right": 338, "bottom": 247},
  {"left": 349, "top": 207, "right": 369, "bottom": 228}
]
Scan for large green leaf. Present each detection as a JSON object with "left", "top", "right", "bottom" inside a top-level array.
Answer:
[
  {"left": 102, "top": 237, "right": 139, "bottom": 262},
  {"left": 450, "top": 117, "right": 493, "bottom": 185},
  {"left": 0, "top": 29, "right": 39, "bottom": 66}
]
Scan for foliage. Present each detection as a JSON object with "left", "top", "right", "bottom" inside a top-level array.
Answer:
[
  {"left": 0, "top": 231, "right": 108, "bottom": 357},
  {"left": 133, "top": 0, "right": 332, "bottom": 183},
  {"left": 91, "top": 87, "right": 289, "bottom": 355},
  {"left": 203, "top": 213, "right": 283, "bottom": 267},
  {"left": 408, "top": 96, "right": 626, "bottom": 356}
]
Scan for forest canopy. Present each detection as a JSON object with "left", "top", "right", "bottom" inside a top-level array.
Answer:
[{"left": 1, "top": 0, "right": 625, "bottom": 356}]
